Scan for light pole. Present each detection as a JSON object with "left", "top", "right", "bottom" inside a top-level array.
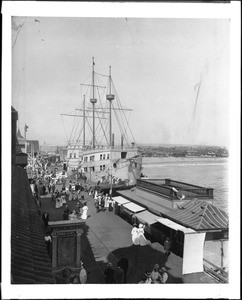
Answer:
[{"left": 220, "top": 239, "right": 225, "bottom": 274}]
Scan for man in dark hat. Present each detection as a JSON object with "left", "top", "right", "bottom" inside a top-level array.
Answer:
[
  {"left": 117, "top": 254, "right": 129, "bottom": 283},
  {"left": 164, "top": 237, "right": 171, "bottom": 256},
  {"left": 63, "top": 205, "right": 70, "bottom": 220},
  {"left": 42, "top": 210, "right": 49, "bottom": 228},
  {"left": 104, "top": 263, "right": 116, "bottom": 283},
  {"left": 74, "top": 202, "right": 80, "bottom": 215},
  {"left": 150, "top": 263, "right": 162, "bottom": 284}
]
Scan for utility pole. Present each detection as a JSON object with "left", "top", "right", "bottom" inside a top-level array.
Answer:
[{"left": 220, "top": 239, "right": 224, "bottom": 274}]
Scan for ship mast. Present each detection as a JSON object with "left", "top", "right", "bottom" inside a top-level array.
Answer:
[
  {"left": 106, "top": 66, "right": 115, "bottom": 148},
  {"left": 90, "top": 57, "right": 97, "bottom": 148},
  {"left": 83, "top": 95, "right": 85, "bottom": 147}
]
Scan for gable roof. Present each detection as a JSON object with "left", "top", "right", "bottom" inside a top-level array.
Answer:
[
  {"left": 161, "top": 200, "right": 228, "bottom": 231},
  {"left": 16, "top": 129, "right": 23, "bottom": 139}
]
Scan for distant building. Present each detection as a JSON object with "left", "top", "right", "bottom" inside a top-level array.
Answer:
[
  {"left": 16, "top": 128, "right": 26, "bottom": 154},
  {"left": 12, "top": 106, "right": 28, "bottom": 168},
  {"left": 40, "top": 145, "right": 58, "bottom": 155},
  {"left": 58, "top": 146, "right": 68, "bottom": 161},
  {"left": 26, "top": 140, "right": 40, "bottom": 156}
]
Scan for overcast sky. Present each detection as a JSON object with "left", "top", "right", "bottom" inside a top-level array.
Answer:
[{"left": 12, "top": 17, "right": 230, "bottom": 147}]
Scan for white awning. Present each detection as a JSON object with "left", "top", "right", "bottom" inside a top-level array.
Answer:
[
  {"left": 134, "top": 210, "right": 159, "bottom": 225},
  {"left": 156, "top": 217, "right": 195, "bottom": 233},
  {"left": 113, "top": 196, "right": 131, "bottom": 205},
  {"left": 122, "top": 202, "right": 146, "bottom": 213}
]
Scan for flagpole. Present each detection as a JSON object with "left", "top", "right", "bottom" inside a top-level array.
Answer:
[{"left": 24, "top": 124, "right": 27, "bottom": 154}]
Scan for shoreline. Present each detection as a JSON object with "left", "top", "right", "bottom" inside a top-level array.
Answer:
[{"left": 142, "top": 156, "right": 228, "bottom": 165}]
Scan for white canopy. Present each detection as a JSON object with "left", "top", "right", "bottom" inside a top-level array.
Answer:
[
  {"left": 156, "top": 217, "right": 195, "bottom": 233},
  {"left": 113, "top": 196, "right": 131, "bottom": 205},
  {"left": 135, "top": 210, "right": 159, "bottom": 225},
  {"left": 122, "top": 202, "right": 146, "bottom": 213},
  {"left": 156, "top": 217, "right": 205, "bottom": 275}
]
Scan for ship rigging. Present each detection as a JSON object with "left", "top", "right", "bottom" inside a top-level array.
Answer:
[{"left": 61, "top": 58, "right": 142, "bottom": 188}]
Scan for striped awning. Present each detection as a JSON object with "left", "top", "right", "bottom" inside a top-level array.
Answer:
[{"left": 162, "top": 200, "right": 229, "bottom": 231}]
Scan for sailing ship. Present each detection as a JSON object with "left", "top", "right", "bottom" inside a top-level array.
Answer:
[{"left": 63, "top": 58, "right": 142, "bottom": 191}]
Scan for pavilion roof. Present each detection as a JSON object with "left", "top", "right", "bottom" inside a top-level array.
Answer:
[{"left": 161, "top": 200, "right": 228, "bottom": 231}]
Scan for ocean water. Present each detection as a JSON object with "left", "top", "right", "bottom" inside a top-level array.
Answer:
[{"left": 142, "top": 157, "right": 228, "bottom": 212}]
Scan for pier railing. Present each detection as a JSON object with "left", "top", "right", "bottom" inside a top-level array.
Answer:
[
  {"left": 137, "top": 179, "right": 173, "bottom": 198},
  {"left": 137, "top": 179, "right": 214, "bottom": 199},
  {"left": 164, "top": 179, "right": 214, "bottom": 199}
]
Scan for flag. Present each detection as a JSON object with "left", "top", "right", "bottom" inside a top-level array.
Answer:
[{"left": 25, "top": 124, "right": 29, "bottom": 132}]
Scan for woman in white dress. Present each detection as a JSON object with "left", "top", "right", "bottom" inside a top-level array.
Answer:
[
  {"left": 104, "top": 194, "right": 109, "bottom": 208},
  {"left": 81, "top": 203, "right": 88, "bottom": 220},
  {"left": 131, "top": 224, "right": 140, "bottom": 245},
  {"left": 137, "top": 224, "right": 149, "bottom": 246}
]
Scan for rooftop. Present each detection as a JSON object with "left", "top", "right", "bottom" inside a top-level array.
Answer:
[
  {"left": 11, "top": 165, "right": 55, "bottom": 284},
  {"left": 161, "top": 200, "right": 229, "bottom": 231}
]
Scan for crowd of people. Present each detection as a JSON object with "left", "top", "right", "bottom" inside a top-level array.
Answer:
[
  {"left": 28, "top": 159, "right": 172, "bottom": 285},
  {"left": 104, "top": 254, "right": 129, "bottom": 284},
  {"left": 138, "top": 264, "right": 168, "bottom": 284},
  {"left": 93, "top": 190, "right": 115, "bottom": 213}
]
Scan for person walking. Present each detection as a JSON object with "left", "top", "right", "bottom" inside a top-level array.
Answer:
[
  {"left": 131, "top": 224, "right": 139, "bottom": 245},
  {"left": 160, "top": 267, "right": 168, "bottom": 283},
  {"left": 81, "top": 203, "right": 88, "bottom": 220},
  {"left": 52, "top": 183, "right": 55, "bottom": 194},
  {"left": 104, "top": 194, "right": 109, "bottom": 209},
  {"left": 94, "top": 198, "right": 99, "bottom": 213},
  {"left": 137, "top": 224, "right": 149, "bottom": 246},
  {"left": 115, "top": 265, "right": 124, "bottom": 284},
  {"left": 150, "top": 264, "right": 162, "bottom": 284},
  {"left": 100, "top": 195, "right": 105, "bottom": 211},
  {"left": 44, "top": 234, "right": 52, "bottom": 257},
  {"left": 42, "top": 184, "right": 46, "bottom": 195},
  {"left": 104, "top": 263, "right": 116, "bottom": 283},
  {"left": 164, "top": 237, "right": 171, "bottom": 256},
  {"left": 108, "top": 197, "right": 114, "bottom": 212},
  {"left": 63, "top": 204, "right": 70, "bottom": 220},
  {"left": 42, "top": 210, "right": 49, "bottom": 228},
  {"left": 117, "top": 254, "right": 129, "bottom": 283},
  {"left": 139, "top": 271, "right": 152, "bottom": 283},
  {"left": 75, "top": 202, "right": 80, "bottom": 216}
]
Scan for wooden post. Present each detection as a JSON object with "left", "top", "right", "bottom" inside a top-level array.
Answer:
[{"left": 220, "top": 239, "right": 224, "bottom": 274}]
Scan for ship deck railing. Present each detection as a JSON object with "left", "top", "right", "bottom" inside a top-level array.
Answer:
[{"left": 67, "top": 144, "right": 138, "bottom": 152}]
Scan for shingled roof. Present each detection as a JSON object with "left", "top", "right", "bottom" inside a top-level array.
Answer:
[
  {"left": 161, "top": 200, "right": 229, "bottom": 231},
  {"left": 11, "top": 165, "right": 55, "bottom": 284}
]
